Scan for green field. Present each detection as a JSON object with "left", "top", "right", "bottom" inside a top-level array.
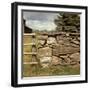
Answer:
[{"left": 23, "top": 64, "right": 80, "bottom": 77}]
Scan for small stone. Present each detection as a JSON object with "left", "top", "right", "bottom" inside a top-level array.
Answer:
[
  {"left": 66, "top": 33, "right": 69, "bottom": 36},
  {"left": 60, "top": 55, "right": 71, "bottom": 64},
  {"left": 47, "top": 37, "right": 57, "bottom": 45},
  {"left": 71, "top": 40, "right": 80, "bottom": 45},
  {"left": 41, "top": 64, "right": 49, "bottom": 68},
  {"left": 37, "top": 35, "right": 48, "bottom": 40},
  {"left": 71, "top": 43, "right": 79, "bottom": 47},
  {"left": 60, "top": 55, "right": 67, "bottom": 59},
  {"left": 77, "top": 37, "right": 80, "bottom": 41},
  {"left": 38, "top": 40, "right": 45, "bottom": 46}
]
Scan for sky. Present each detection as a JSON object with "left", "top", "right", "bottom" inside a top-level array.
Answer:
[{"left": 23, "top": 11, "right": 59, "bottom": 31}]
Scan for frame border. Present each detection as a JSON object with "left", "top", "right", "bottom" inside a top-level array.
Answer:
[{"left": 11, "top": 2, "right": 88, "bottom": 87}]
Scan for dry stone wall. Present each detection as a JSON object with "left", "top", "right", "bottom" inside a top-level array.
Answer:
[{"left": 37, "top": 31, "right": 80, "bottom": 68}]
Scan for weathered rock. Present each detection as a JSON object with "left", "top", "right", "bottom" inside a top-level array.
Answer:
[
  {"left": 71, "top": 40, "right": 80, "bottom": 45},
  {"left": 66, "top": 33, "right": 70, "bottom": 37},
  {"left": 70, "top": 53, "right": 80, "bottom": 62},
  {"left": 60, "top": 55, "right": 71, "bottom": 64},
  {"left": 38, "top": 47, "right": 52, "bottom": 57},
  {"left": 47, "top": 37, "right": 57, "bottom": 45},
  {"left": 37, "top": 35, "right": 48, "bottom": 40},
  {"left": 56, "top": 36, "right": 65, "bottom": 41},
  {"left": 40, "top": 57, "right": 52, "bottom": 68},
  {"left": 71, "top": 43, "right": 80, "bottom": 48},
  {"left": 77, "top": 37, "right": 80, "bottom": 41},
  {"left": 41, "top": 64, "right": 49, "bottom": 68},
  {"left": 56, "top": 36, "right": 71, "bottom": 45},
  {"left": 70, "top": 61, "right": 77, "bottom": 65},
  {"left": 57, "top": 40, "right": 64, "bottom": 45},
  {"left": 40, "top": 57, "right": 52, "bottom": 63},
  {"left": 38, "top": 44, "right": 43, "bottom": 48},
  {"left": 38, "top": 40, "right": 45, "bottom": 46},
  {"left": 52, "top": 45, "right": 80, "bottom": 56},
  {"left": 51, "top": 56, "right": 61, "bottom": 65},
  {"left": 60, "top": 55, "right": 67, "bottom": 59}
]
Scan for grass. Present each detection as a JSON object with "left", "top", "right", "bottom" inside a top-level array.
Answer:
[{"left": 23, "top": 64, "right": 80, "bottom": 77}]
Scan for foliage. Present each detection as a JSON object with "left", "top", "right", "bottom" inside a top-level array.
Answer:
[{"left": 54, "top": 12, "right": 80, "bottom": 32}]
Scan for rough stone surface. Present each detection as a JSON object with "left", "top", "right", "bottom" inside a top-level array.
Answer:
[
  {"left": 25, "top": 31, "right": 80, "bottom": 68},
  {"left": 38, "top": 47, "right": 52, "bottom": 57},
  {"left": 36, "top": 32, "right": 80, "bottom": 67},
  {"left": 60, "top": 55, "right": 71, "bottom": 64},
  {"left": 56, "top": 40, "right": 64, "bottom": 45},
  {"left": 71, "top": 40, "right": 80, "bottom": 45},
  {"left": 52, "top": 45, "right": 80, "bottom": 56},
  {"left": 38, "top": 40, "right": 45, "bottom": 46},
  {"left": 51, "top": 56, "right": 60, "bottom": 65},
  {"left": 40, "top": 57, "right": 52, "bottom": 68},
  {"left": 47, "top": 37, "right": 57, "bottom": 45},
  {"left": 77, "top": 37, "right": 80, "bottom": 41},
  {"left": 37, "top": 35, "right": 48, "bottom": 40},
  {"left": 40, "top": 57, "right": 52, "bottom": 63},
  {"left": 70, "top": 53, "right": 80, "bottom": 62},
  {"left": 71, "top": 43, "right": 80, "bottom": 48}
]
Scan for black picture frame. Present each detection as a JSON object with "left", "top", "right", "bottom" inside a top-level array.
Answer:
[{"left": 11, "top": 2, "right": 88, "bottom": 87}]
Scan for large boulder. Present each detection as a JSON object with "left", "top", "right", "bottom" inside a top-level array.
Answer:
[
  {"left": 70, "top": 53, "right": 80, "bottom": 62},
  {"left": 51, "top": 56, "right": 61, "bottom": 65},
  {"left": 52, "top": 45, "right": 80, "bottom": 56},
  {"left": 38, "top": 47, "right": 52, "bottom": 57}
]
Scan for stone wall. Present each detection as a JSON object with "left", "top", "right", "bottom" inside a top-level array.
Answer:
[{"left": 37, "top": 32, "right": 80, "bottom": 68}]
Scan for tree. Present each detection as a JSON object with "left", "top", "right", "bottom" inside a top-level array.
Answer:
[{"left": 54, "top": 12, "right": 80, "bottom": 32}]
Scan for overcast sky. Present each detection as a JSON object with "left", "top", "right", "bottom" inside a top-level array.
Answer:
[{"left": 23, "top": 11, "right": 59, "bottom": 31}]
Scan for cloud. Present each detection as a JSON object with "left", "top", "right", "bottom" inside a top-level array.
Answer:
[
  {"left": 23, "top": 11, "right": 59, "bottom": 22},
  {"left": 26, "top": 20, "right": 56, "bottom": 31},
  {"left": 23, "top": 11, "right": 59, "bottom": 31}
]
